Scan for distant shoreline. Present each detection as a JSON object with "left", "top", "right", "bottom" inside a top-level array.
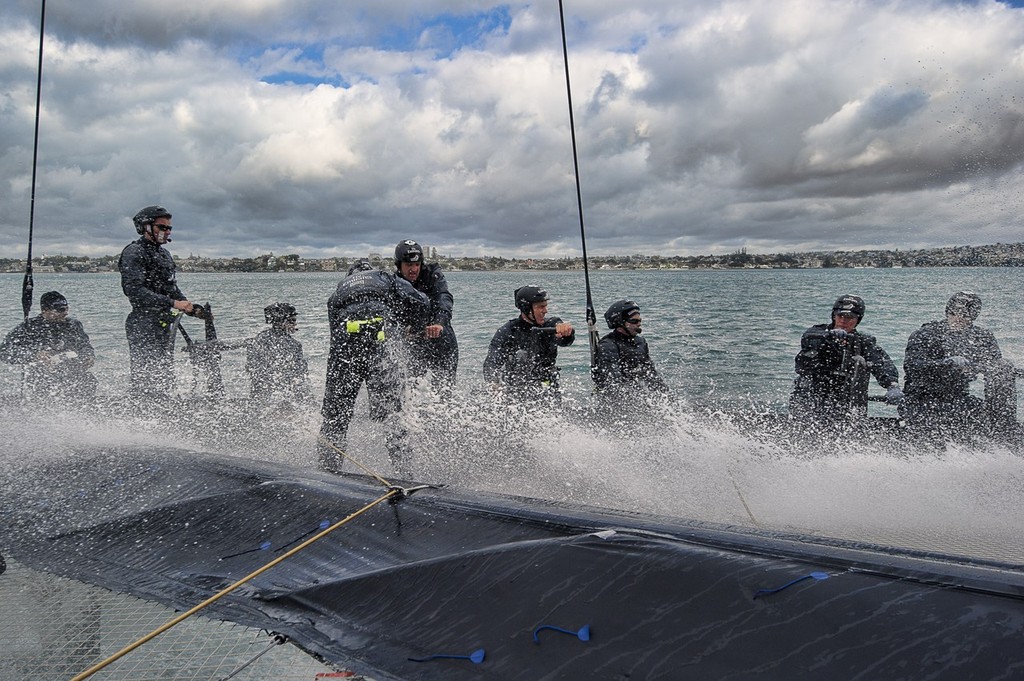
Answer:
[
  {"left": 3, "top": 264, "right": 1023, "bottom": 275},
  {"left": 3, "top": 242, "right": 1023, "bottom": 274}
]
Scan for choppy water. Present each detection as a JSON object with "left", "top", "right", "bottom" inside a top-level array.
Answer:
[
  {"left": 3, "top": 267, "right": 1022, "bottom": 405},
  {"left": 1, "top": 267, "right": 1022, "bottom": 564}
]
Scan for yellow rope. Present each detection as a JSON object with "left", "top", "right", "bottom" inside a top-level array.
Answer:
[
  {"left": 317, "top": 435, "right": 393, "bottom": 488},
  {"left": 70, "top": 487, "right": 400, "bottom": 681}
]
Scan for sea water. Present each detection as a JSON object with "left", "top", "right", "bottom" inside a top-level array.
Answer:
[
  {"left": 2, "top": 267, "right": 1022, "bottom": 404},
  {"left": 0, "top": 267, "right": 1022, "bottom": 564}
]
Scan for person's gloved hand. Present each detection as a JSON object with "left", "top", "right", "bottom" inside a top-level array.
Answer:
[
  {"left": 826, "top": 328, "right": 848, "bottom": 340},
  {"left": 885, "top": 385, "right": 904, "bottom": 405}
]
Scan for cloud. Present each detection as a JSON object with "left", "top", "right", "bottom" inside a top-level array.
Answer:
[{"left": 1, "top": 0, "right": 1023, "bottom": 260}]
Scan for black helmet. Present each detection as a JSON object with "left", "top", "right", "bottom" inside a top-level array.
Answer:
[
  {"left": 40, "top": 291, "right": 69, "bottom": 311},
  {"left": 264, "top": 302, "right": 297, "bottom": 325},
  {"left": 604, "top": 300, "right": 641, "bottom": 329},
  {"left": 832, "top": 294, "right": 865, "bottom": 321},
  {"left": 514, "top": 285, "right": 548, "bottom": 315},
  {"left": 132, "top": 205, "right": 172, "bottom": 234},
  {"left": 347, "top": 258, "right": 374, "bottom": 276},
  {"left": 946, "top": 291, "right": 981, "bottom": 321},
  {"left": 395, "top": 240, "right": 424, "bottom": 265}
]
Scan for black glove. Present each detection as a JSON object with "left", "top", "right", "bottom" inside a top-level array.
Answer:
[{"left": 188, "top": 304, "right": 208, "bottom": 320}]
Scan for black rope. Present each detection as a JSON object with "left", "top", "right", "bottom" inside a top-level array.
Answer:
[
  {"left": 23, "top": 0, "right": 46, "bottom": 320},
  {"left": 557, "top": 0, "right": 600, "bottom": 369}
]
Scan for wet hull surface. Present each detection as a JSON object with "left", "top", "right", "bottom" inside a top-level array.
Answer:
[{"left": 1, "top": 447, "right": 1022, "bottom": 680}]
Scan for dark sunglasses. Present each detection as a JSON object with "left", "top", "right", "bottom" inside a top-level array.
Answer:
[
  {"left": 625, "top": 317, "right": 642, "bottom": 324},
  {"left": 153, "top": 224, "right": 173, "bottom": 232}
]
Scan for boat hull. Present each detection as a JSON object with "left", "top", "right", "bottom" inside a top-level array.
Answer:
[{"left": 1, "top": 447, "right": 1022, "bottom": 680}]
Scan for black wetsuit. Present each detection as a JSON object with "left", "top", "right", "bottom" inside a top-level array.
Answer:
[
  {"left": 593, "top": 331, "right": 669, "bottom": 402},
  {"left": 405, "top": 263, "right": 459, "bottom": 389},
  {"left": 902, "top": 320, "right": 1016, "bottom": 440},
  {"left": 319, "top": 269, "right": 429, "bottom": 474},
  {"left": 245, "top": 328, "right": 313, "bottom": 404},
  {"left": 0, "top": 314, "right": 97, "bottom": 401},
  {"left": 118, "top": 237, "right": 187, "bottom": 399},
  {"left": 789, "top": 323, "right": 899, "bottom": 422},
  {"left": 484, "top": 316, "right": 575, "bottom": 403}
]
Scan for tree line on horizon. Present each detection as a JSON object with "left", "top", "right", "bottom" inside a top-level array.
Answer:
[{"left": 3, "top": 242, "right": 1024, "bottom": 273}]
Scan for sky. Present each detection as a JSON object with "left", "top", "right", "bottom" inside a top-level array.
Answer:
[{"left": 2, "top": 0, "right": 1023, "bottom": 259}]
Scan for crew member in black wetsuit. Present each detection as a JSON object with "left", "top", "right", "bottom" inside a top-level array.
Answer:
[
  {"left": 789, "top": 294, "right": 903, "bottom": 425},
  {"left": 394, "top": 240, "right": 458, "bottom": 391},
  {"left": 318, "top": 260, "right": 429, "bottom": 476},
  {"left": 901, "top": 291, "right": 1017, "bottom": 442},
  {"left": 592, "top": 300, "right": 668, "bottom": 408},
  {"left": 0, "top": 291, "right": 97, "bottom": 402},
  {"left": 118, "top": 205, "right": 204, "bottom": 401},
  {"left": 245, "top": 303, "right": 313, "bottom": 405},
  {"left": 483, "top": 285, "right": 575, "bottom": 404}
]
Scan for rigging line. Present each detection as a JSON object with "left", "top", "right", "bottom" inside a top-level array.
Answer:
[
  {"left": 557, "top": 0, "right": 600, "bottom": 369},
  {"left": 23, "top": 0, "right": 46, "bottom": 321},
  {"left": 215, "top": 632, "right": 288, "bottom": 681},
  {"left": 317, "top": 434, "right": 393, "bottom": 488},
  {"left": 69, "top": 487, "right": 401, "bottom": 681},
  {"left": 728, "top": 468, "right": 761, "bottom": 528}
]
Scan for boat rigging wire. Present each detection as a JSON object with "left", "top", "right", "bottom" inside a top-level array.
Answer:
[
  {"left": 215, "top": 633, "right": 288, "bottom": 681},
  {"left": 22, "top": 0, "right": 46, "bottom": 321},
  {"left": 70, "top": 487, "right": 401, "bottom": 681},
  {"left": 557, "top": 0, "right": 601, "bottom": 369}
]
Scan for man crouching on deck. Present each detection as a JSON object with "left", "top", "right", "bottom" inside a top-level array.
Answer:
[
  {"left": 789, "top": 294, "right": 903, "bottom": 426},
  {"left": 901, "top": 291, "right": 1018, "bottom": 443},
  {"left": 483, "top": 285, "right": 575, "bottom": 406}
]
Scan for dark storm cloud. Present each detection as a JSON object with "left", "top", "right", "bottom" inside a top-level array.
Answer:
[{"left": 1, "top": 0, "right": 1023, "bottom": 260}]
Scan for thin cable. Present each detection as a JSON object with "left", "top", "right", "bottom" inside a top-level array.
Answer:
[
  {"left": 70, "top": 488, "right": 400, "bottom": 681},
  {"left": 23, "top": 0, "right": 46, "bottom": 320},
  {"left": 215, "top": 633, "right": 287, "bottom": 681},
  {"left": 729, "top": 469, "right": 761, "bottom": 528},
  {"left": 557, "top": 0, "right": 600, "bottom": 368}
]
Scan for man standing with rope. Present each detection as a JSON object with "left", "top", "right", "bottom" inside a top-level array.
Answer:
[
  {"left": 119, "top": 205, "right": 205, "bottom": 402},
  {"left": 318, "top": 259, "right": 429, "bottom": 477}
]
